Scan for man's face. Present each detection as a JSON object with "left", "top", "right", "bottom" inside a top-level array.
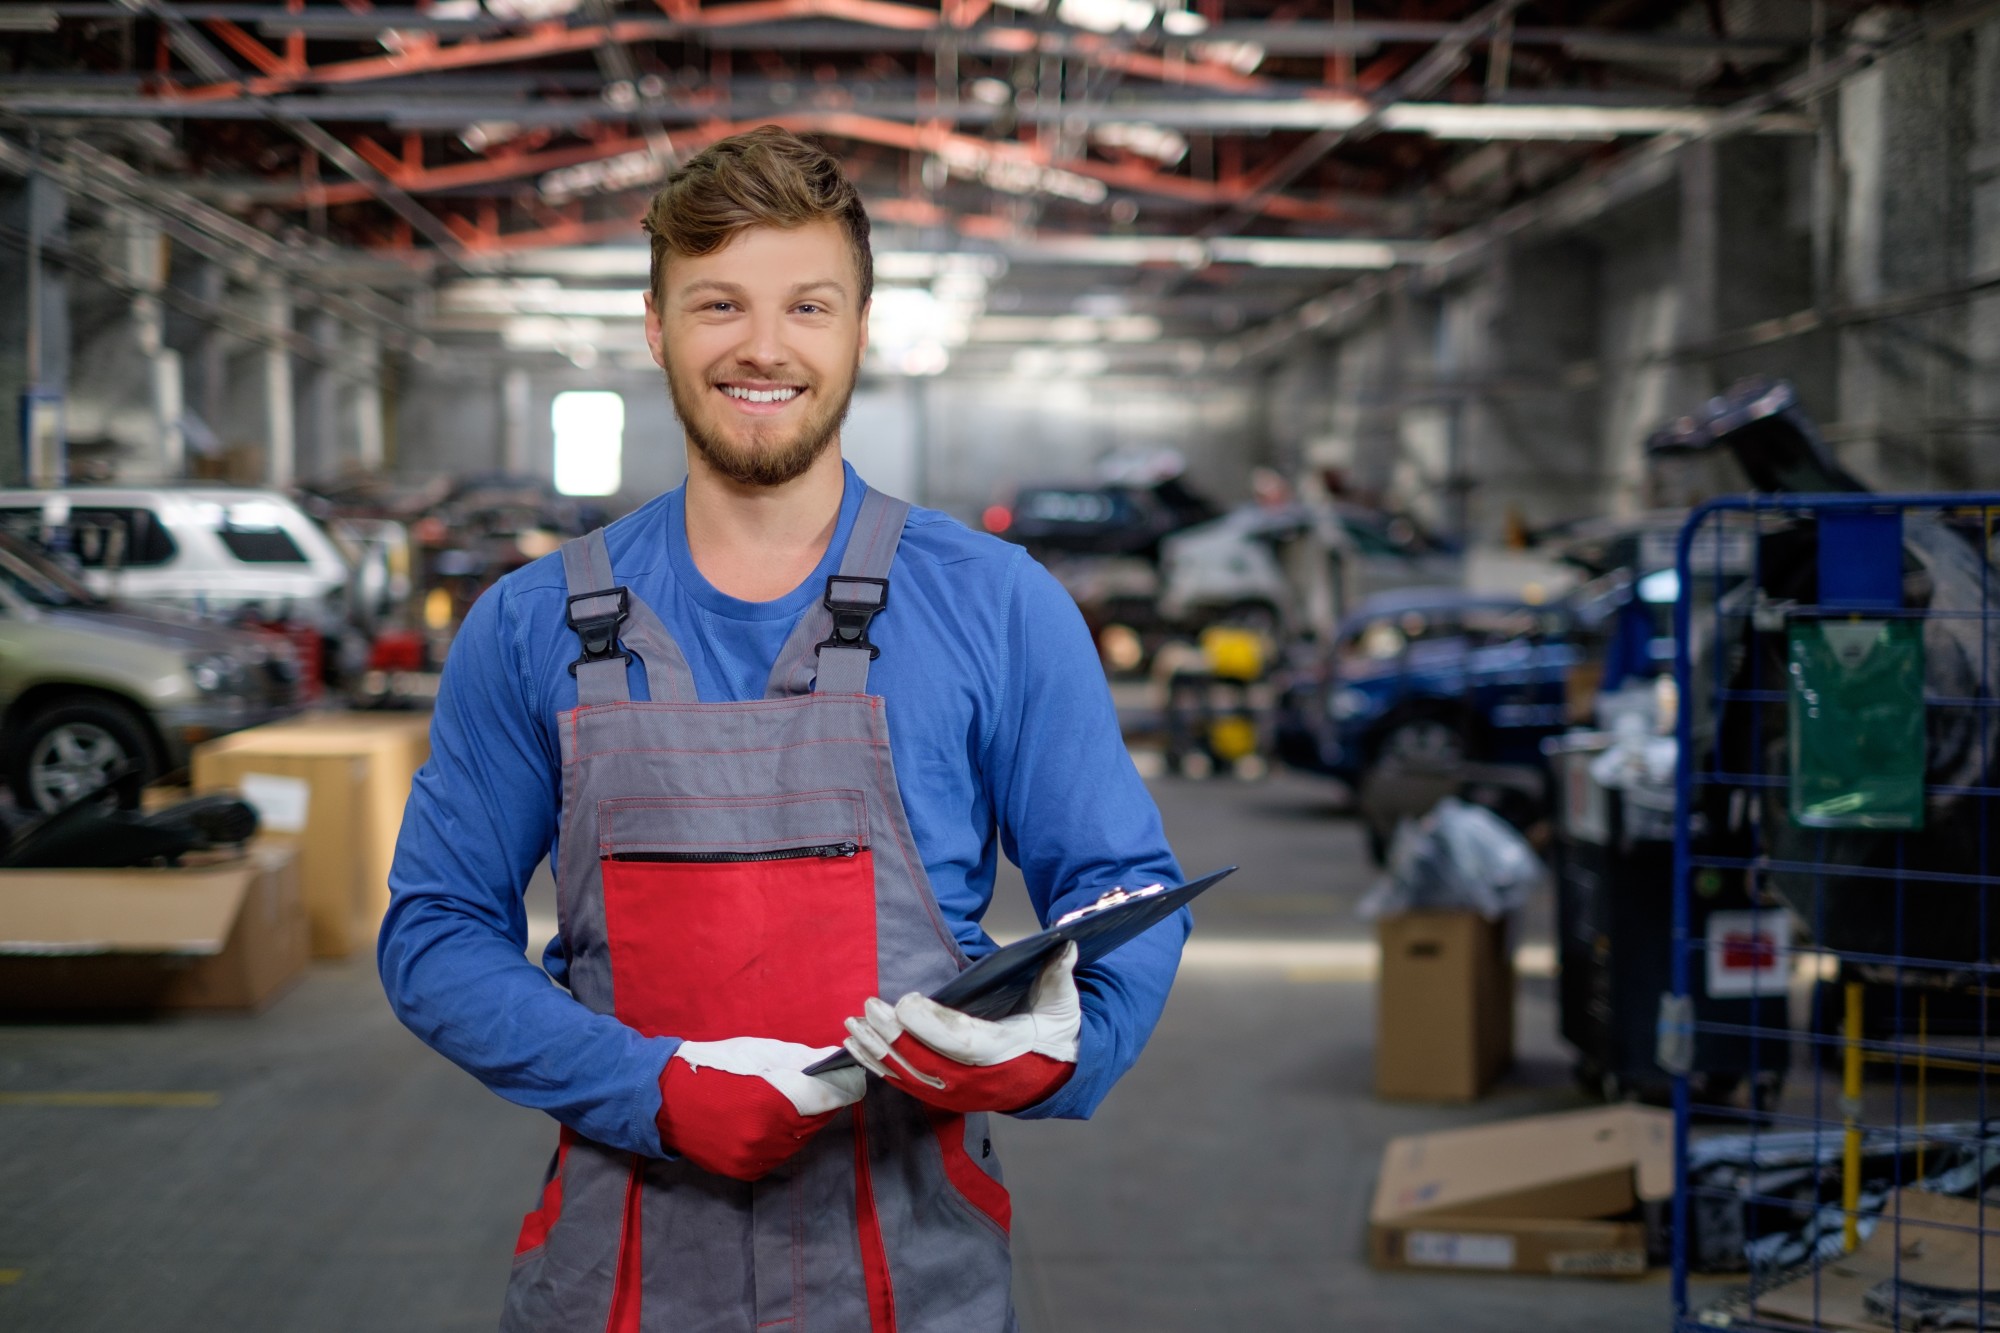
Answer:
[{"left": 645, "top": 221, "right": 868, "bottom": 488}]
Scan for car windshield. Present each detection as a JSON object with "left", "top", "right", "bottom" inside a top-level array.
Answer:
[{"left": 0, "top": 531, "right": 104, "bottom": 608}]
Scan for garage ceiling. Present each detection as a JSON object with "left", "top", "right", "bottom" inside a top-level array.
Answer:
[{"left": 0, "top": 0, "right": 1840, "bottom": 371}]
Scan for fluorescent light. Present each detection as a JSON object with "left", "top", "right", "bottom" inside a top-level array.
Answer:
[
  {"left": 485, "top": 248, "right": 652, "bottom": 279},
  {"left": 1380, "top": 103, "right": 1714, "bottom": 140},
  {"left": 1058, "top": 0, "right": 1133, "bottom": 34},
  {"left": 442, "top": 280, "right": 647, "bottom": 318},
  {"left": 1209, "top": 238, "right": 1401, "bottom": 269},
  {"left": 1093, "top": 121, "right": 1190, "bottom": 165},
  {"left": 1189, "top": 39, "right": 1265, "bottom": 74},
  {"left": 1011, "top": 347, "right": 1110, "bottom": 378},
  {"left": 0, "top": 7, "right": 56, "bottom": 33}
]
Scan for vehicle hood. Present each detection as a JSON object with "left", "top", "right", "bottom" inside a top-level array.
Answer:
[{"left": 38, "top": 605, "right": 259, "bottom": 656}]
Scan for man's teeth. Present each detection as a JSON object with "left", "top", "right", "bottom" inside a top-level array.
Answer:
[{"left": 722, "top": 386, "right": 802, "bottom": 404}]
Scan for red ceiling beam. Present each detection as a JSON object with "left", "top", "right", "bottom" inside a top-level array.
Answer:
[
  {"left": 203, "top": 19, "right": 290, "bottom": 77},
  {"left": 291, "top": 112, "right": 1347, "bottom": 222},
  {"left": 165, "top": 6, "right": 1261, "bottom": 100}
]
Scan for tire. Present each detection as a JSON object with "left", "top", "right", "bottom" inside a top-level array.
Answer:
[
  {"left": 9, "top": 697, "right": 157, "bottom": 813},
  {"left": 1373, "top": 715, "right": 1466, "bottom": 767}
]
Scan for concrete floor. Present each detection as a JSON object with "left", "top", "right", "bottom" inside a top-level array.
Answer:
[{"left": 0, "top": 765, "right": 1677, "bottom": 1332}]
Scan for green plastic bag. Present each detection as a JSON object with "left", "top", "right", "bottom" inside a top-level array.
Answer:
[{"left": 1787, "top": 618, "right": 1927, "bottom": 830}]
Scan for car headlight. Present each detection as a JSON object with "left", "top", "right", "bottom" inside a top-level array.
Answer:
[
  {"left": 1328, "top": 687, "right": 1380, "bottom": 721},
  {"left": 187, "top": 653, "right": 239, "bottom": 693}
]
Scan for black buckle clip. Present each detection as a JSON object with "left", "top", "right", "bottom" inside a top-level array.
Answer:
[
  {"left": 815, "top": 575, "right": 888, "bottom": 660},
  {"left": 566, "top": 586, "right": 633, "bottom": 676}
]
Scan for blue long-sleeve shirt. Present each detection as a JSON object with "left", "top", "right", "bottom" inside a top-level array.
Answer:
[{"left": 379, "top": 463, "right": 1188, "bottom": 1157}]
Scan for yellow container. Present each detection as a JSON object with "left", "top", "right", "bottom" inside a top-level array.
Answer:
[{"left": 1201, "top": 627, "right": 1267, "bottom": 682}]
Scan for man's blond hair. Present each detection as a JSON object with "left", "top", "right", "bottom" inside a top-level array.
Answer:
[{"left": 642, "top": 126, "right": 873, "bottom": 307}]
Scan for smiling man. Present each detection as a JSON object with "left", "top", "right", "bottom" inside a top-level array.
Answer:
[{"left": 380, "top": 126, "right": 1188, "bottom": 1333}]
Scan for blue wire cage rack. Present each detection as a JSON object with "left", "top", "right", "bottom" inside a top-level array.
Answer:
[{"left": 1670, "top": 493, "right": 2000, "bottom": 1330}]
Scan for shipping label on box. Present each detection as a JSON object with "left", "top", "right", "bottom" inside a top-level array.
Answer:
[
  {"left": 238, "top": 772, "right": 312, "bottom": 833},
  {"left": 1403, "top": 1230, "right": 1517, "bottom": 1270}
]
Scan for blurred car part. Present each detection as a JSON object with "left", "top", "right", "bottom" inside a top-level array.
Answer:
[
  {"left": 0, "top": 531, "right": 301, "bottom": 811},
  {"left": 1273, "top": 588, "right": 1578, "bottom": 802},
  {"left": 0, "top": 487, "right": 353, "bottom": 630},
  {"left": 1158, "top": 501, "right": 1460, "bottom": 645}
]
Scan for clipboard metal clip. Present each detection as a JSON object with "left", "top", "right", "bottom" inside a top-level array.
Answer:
[{"left": 1054, "top": 883, "right": 1168, "bottom": 928}]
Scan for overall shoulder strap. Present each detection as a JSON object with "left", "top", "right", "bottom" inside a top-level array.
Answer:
[
  {"left": 558, "top": 529, "right": 698, "bottom": 705},
  {"left": 764, "top": 487, "right": 912, "bottom": 698}
]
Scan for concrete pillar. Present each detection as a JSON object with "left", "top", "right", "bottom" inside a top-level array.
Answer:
[
  {"left": 1452, "top": 238, "right": 1602, "bottom": 538},
  {"left": 1968, "top": 17, "right": 2000, "bottom": 488},
  {"left": 1834, "top": 17, "right": 1975, "bottom": 488},
  {"left": 1676, "top": 138, "right": 1719, "bottom": 399},
  {"left": 299, "top": 310, "right": 339, "bottom": 482},
  {"left": 120, "top": 210, "right": 185, "bottom": 481},
  {"left": 352, "top": 330, "right": 385, "bottom": 473},
  {"left": 0, "top": 168, "right": 69, "bottom": 486},
  {"left": 502, "top": 365, "right": 531, "bottom": 474},
  {"left": 262, "top": 283, "right": 296, "bottom": 488}
]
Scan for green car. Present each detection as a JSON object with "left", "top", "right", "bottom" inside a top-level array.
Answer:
[{"left": 0, "top": 530, "right": 303, "bottom": 811}]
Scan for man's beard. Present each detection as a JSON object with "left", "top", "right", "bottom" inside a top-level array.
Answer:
[{"left": 668, "top": 365, "right": 857, "bottom": 488}]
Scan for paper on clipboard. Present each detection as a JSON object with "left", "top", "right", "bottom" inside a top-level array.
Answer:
[{"left": 806, "top": 866, "right": 1235, "bottom": 1076}]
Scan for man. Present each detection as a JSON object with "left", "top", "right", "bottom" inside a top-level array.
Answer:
[{"left": 380, "top": 126, "right": 1187, "bottom": 1333}]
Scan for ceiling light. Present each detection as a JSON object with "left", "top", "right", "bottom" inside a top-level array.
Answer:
[
  {"left": 1209, "top": 239, "right": 1401, "bottom": 269},
  {"left": 0, "top": 7, "right": 57, "bottom": 32},
  {"left": 967, "top": 78, "right": 1013, "bottom": 107},
  {"left": 1121, "top": 0, "right": 1158, "bottom": 32},
  {"left": 897, "top": 342, "right": 951, "bottom": 376},
  {"left": 1058, "top": 0, "right": 1134, "bottom": 35},
  {"left": 1160, "top": 7, "right": 1208, "bottom": 35},
  {"left": 1380, "top": 103, "right": 1715, "bottom": 140},
  {"left": 459, "top": 121, "right": 521, "bottom": 153},
  {"left": 1093, "top": 122, "right": 1189, "bottom": 166},
  {"left": 483, "top": 0, "right": 580, "bottom": 18},
  {"left": 539, "top": 149, "right": 669, "bottom": 205},
  {"left": 1189, "top": 39, "right": 1264, "bottom": 74}
]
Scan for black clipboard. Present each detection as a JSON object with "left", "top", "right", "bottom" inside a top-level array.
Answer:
[{"left": 806, "top": 866, "right": 1235, "bottom": 1076}]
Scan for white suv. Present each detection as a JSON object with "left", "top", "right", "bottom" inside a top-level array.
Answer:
[{"left": 0, "top": 488, "right": 351, "bottom": 630}]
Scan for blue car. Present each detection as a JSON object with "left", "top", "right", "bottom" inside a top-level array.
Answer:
[{"left": 1274, "top": 588, "right": 1579, "bottom": 788}]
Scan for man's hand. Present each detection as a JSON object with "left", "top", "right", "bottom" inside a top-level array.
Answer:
[
  {"left": 656, "top": 1037, "right": 867, "bottom": 1181},
  {"left": 841, "top": 943, "right": 1080, "bottom": 1113}
]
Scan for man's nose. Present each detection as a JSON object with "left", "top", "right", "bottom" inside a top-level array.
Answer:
[{"left": 733, "top": 310, "right": 790, "bottom": 370}]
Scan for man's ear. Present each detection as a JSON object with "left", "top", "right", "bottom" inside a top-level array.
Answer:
[
  {"left": 643, "top": 289, "right": 668, "bottom": 370},
  {"left": 855, "top": 296, "right": 870, "bottom": 365}
]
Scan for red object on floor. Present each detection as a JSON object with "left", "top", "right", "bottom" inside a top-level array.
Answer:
[{"left": 368, "top": 629, "right": 427, "bottom": 673}]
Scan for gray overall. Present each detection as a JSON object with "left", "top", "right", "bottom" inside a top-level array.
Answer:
[{"left": 501, "top": 488, "right": 1017, "bottom": 1333}]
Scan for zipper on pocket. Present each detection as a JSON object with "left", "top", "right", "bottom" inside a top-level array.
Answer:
[{"left": 607, "top": 841, "right": 861, "bottom": 864}]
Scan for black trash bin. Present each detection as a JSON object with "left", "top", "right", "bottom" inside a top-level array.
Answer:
[{"left": 1547, "top": 733, "right": 1790, "bottom": 1108}]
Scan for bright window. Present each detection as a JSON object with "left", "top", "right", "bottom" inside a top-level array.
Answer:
[{"left": 552, "top": 390, "right": 624, "bottom": 497}]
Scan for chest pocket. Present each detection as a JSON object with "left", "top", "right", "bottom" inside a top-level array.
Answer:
[{"left": 596, "top": 790, "right": 879, "bottom": 1046}]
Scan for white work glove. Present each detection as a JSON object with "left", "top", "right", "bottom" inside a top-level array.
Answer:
[
  {"left": 656, "top": 1037, "right": 866, "bottom": 1181},
  {"left": 841, "top": 943, "right": 1081, "bottom": 1113}
]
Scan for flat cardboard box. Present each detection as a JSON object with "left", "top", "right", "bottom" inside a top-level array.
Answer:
[
  {"left": 192, "top": 712, "right": 431, "bottom": 957},
  {"left": 1750, "top": 1190, "right": 1999, "bottom": 1330},
  {"left": 1375, "top": 911, "right": 1514, "bottom": 1102},
  {"left": 0, "top": 843, "right": 307, "bottom": 1013},
  {"left": 1368, "top": 1104, "right": 1673, "bottom": 1278}
]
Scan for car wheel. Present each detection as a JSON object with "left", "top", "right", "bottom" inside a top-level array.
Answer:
[
  {"left": 10, "top": 698, "right": 156, "bottom": 813},
  {"left": 1375, "top": 716, "right": 1465, "bottom": 767}
]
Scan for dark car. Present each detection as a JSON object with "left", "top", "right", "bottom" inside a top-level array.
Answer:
[
  {"left": 1273, "top": 588, "right": 1579, "bottom": 790},
  {"left": 986, "top": 477, "right": 1218, "bottom": 562}
]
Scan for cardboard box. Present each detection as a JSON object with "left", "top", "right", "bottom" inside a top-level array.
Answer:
[
  {"left": 0, "top": 843, "right": 307, "bottom": 1013},
  {"left": 192, "top": 712, "right": 431, "bottom": 958},
  {"left": 1375, "top": 911, "right": 1514, "bottom": 1101},
  {"left": 1750, "top": 1189, "right": 1997, "bottom": 1329},
  {"left": 1368, "top": 1104, "right": 1673, "bottom": 1278}
]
